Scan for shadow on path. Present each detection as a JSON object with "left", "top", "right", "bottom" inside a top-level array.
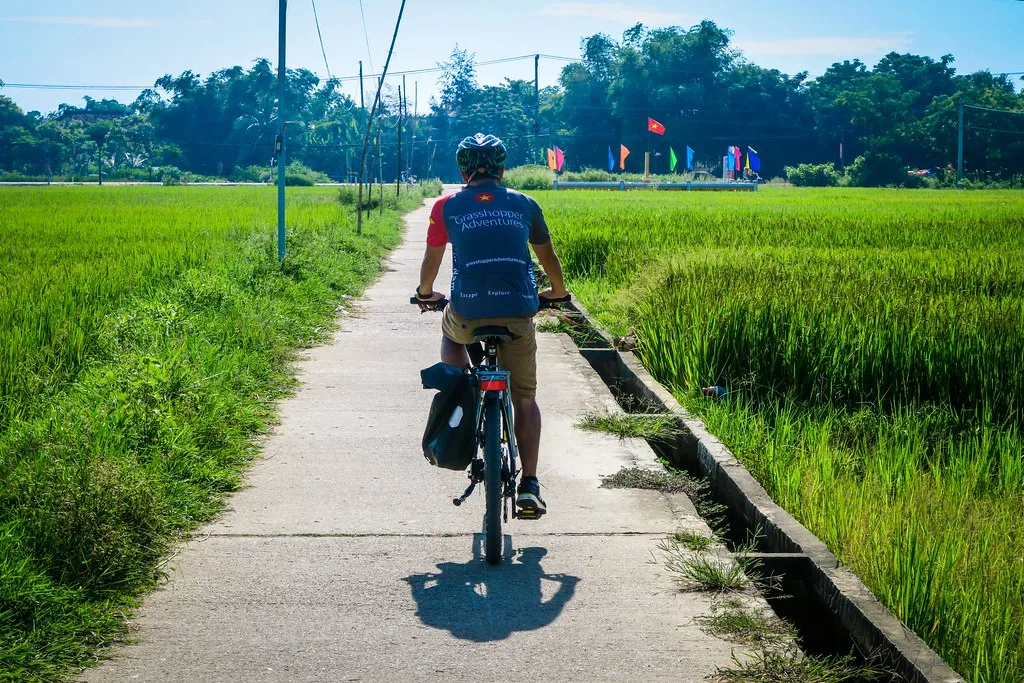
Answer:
[{"left": 403, "top": 535, "right": 580, "bottom": 642}]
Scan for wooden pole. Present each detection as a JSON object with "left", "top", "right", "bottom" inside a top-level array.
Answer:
[{"left": 396, "top": 83, "right": 402, "bottom": 196}]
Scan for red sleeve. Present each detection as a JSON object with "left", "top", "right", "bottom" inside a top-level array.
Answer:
[{"left": 426, "top": 195, "right": 450, "bottom": 247}]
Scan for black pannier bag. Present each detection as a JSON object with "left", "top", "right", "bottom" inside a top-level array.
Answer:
[{"left": 420, "top": 362, "right": 480, "bottom": 470}]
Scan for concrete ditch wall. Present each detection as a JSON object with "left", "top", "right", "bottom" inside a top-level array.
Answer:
[{"left": 557, "top": 300, "right": 965, "bottom": 683}]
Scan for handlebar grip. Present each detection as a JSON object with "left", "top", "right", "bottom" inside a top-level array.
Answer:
[
  {"left": 539, "top": 294, "right": 572, "bottom": 309},
  {"left": 410, "top": 296, "right": 449, "bottom": 311}
]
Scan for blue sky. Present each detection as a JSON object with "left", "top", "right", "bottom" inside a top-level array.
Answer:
[{"left": 2, "top": 0, "right": 1022, "bottom": 114}]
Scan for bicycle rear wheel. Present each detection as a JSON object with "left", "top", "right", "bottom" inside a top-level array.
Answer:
[{"left": 483, "top": 396, "right": 503, "bottom": 565}]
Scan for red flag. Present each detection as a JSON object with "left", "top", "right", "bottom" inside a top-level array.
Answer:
[
  {"left": 555, "top": 146, "right": 565, "bottom": 172},
  {"left": 647, "top": 117, "right": 666, "bottom": 136}
]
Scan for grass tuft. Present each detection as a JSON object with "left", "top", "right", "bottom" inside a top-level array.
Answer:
[
  {"left": 600, "top": 466, "right": 701, "bottom": 496},
  {"left": 672, "top": 529, "right": 717, "bottom": 552},
  {"left": 579, "top": 412, "right": 684, "bottom": 441},
  {"left": 660, "top": 540, "right": 750, "bottom": 592},
  {"left": 695, "top": 602, "right": 797, "bottom": 648},
  {"left": 710, "top": 649, "right": 884, "bottom": 683}
]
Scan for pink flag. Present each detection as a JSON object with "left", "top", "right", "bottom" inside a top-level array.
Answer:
[{"left": 555, "top": 146, "right": 565, "bottom": 172}]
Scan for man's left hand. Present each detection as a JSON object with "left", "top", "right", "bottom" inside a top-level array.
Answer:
[{"left": 539, "top": 288, "right": 570, "bottom": 301}]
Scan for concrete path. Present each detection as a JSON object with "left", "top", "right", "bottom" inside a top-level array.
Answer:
[{"left": 83, "top": 196, "right": 752, "bottom": 683}]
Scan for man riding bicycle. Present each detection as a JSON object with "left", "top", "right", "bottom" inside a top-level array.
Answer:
[{"left": 415, "top": 133, "right": 569, "bottom": 518}]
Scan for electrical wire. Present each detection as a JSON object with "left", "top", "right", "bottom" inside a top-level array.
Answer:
[
  {"left": 965, "top": 125, "right": 1024, "bottom": 136},
  {"left": 964, "top": 103, "right": 1024, "bottom": 116},
  {"left": 311, "top": 0, "right": 332, "bottom": 81},
  {"left": 357, "top": 0, "right": 375, "bottom": 74},
  {"left": 4, "top": 83, "right": 151, "bottom": 90}
]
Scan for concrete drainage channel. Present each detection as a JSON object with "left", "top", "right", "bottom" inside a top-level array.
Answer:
[{"left": 548, "top": 301, "right": 965, "bottom": 683}]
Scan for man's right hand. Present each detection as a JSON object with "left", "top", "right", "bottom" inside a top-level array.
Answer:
[{"left": 415, "top": 289, "right": 446, "bottom": 312}]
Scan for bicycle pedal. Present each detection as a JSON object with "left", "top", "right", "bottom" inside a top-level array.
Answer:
[{"left": 516, "top": 508, "right": 545, "bottom": 520}]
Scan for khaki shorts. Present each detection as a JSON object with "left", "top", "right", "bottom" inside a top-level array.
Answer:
[{"left": 441, "top": 307, "right": 537, "bottom": 400}]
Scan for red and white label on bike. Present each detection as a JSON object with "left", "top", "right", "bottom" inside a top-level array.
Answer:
[{"left": 480, "top": 379, "right": 507, "bottom": 391}]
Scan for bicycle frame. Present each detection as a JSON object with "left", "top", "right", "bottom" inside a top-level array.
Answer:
[{"left": 472, "top": 341, "right": 520, "bottom": 521}]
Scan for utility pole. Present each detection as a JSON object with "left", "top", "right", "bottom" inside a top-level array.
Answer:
[
  {"left": 840, "top": 129, "right": 845, "bottom": 175},
  {"left": 275, "top": 0, "right": 287, "bottom": 260},
  {"left": 359, "top": 60, "right": 364, "bottom": 193},
  {"left": 376, "top": 118, "right": 383, "bottom": 216},
  {"left": 534, "top": 54, "right": 540, "bottom": 158},
  {"left": 397, "top": 82, "right": 403, "bottom": 196},
  {"left": 411, "top": 81, "right": 417, "bottom": 178},
  {"left": 957, "top": 99, "right": 965, "bottom": 186}
]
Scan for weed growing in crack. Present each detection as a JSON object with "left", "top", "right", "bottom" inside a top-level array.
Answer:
[
  {"left": 709, "top": 648, "right": 884, "bottom": 682},
  {"left": 672, "top": 529, "right": 717, "bottom": 552},
  {"left": 579, "top": 412, "right": 685, "bottom": 441},
  {"left": 695, "top": 601, "right": 797, "bottom": 649},
  {"left": 661, "top": 541, "right": 750, "bottom": 592}
]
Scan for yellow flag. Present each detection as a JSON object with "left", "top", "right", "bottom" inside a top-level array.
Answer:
[{"left": 547, "top": 148, "right": 557, "bottom": 170}]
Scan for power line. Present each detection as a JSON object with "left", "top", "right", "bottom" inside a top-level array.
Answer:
[
  {"left": 0, "top": 55, "right": 560, "bottom": 92},
  {"left": 965, "top": 103, "right": 1024, "bottom": 116},
  {"left": 311, "top": 0, "right": 332, "bottom": 81},
  {"left": 3, "top": 83, "right": 152, "bottom": 91},
  {"left": 357, "top": 0, "right": 375, "bottom": 74},
  {"left": 966, "top": 125, "right": 1024, "bottom": 136}
]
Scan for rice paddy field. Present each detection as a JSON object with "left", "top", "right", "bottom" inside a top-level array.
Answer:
[
  {"left": 0, "top": 184, "right": 437, "bottom": 680},
  {"left": 537, "top": 187, "right": 1024, "bottom": 682}
]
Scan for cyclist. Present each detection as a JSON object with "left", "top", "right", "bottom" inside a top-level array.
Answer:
[{"left": 415, "top": 133, "right": 569, "bottom": 518}]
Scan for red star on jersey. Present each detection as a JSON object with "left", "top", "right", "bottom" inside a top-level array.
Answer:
[{"left": 476, "top": 193, "right": 495, "bottom": 203}]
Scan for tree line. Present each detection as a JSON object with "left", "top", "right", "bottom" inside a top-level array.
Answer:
[{"left": 1, "top": 20, "right": 1022, "bottom": 185}]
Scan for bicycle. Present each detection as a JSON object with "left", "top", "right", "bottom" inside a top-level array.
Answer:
[{"left": 411, "top": 293, "right": 571, "bottom": 565}]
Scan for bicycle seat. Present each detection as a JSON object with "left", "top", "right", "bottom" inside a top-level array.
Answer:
[{"left": 472, "top": 325, "right": 514, "bottom": 342}]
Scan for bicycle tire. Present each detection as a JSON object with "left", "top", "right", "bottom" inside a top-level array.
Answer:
[{"left": 483, "top": 395, "right": 503, "bottom": 565}]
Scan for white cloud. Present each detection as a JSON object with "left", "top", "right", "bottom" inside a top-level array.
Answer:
[
  {"left": 735, "top": 34, "right": 914, "bottom": 58},
  {"left": 1, "top": 16, "right": 157, "bottom": 28},
  {"left": 540, "top": 2, "right": 690, "bottom": 25}
]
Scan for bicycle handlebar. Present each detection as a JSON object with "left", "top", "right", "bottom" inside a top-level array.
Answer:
[
  {"left": 539, "top": 294, "right": 572, "bottom": 309},
  {"left": 410, "top": 296, "right": 449, "bottom": 311},
  {"left": 411, "top": 293, "right": 572, "bottom": 312}
]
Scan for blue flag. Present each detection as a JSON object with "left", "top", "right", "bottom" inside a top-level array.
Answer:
[
  {"left": 608, "top": 146, "right": 615, "bottom": 172},
  {"left": 748, "top": 147, "right": 761, "bottom": 172},
  {"left": 686, "top": 146, "right": 694, "bottom": 171}
]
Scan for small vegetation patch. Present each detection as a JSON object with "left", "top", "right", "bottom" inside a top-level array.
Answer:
[
  {"left": 600, "top": 465, "right": 701, "bottom": 496},
  {"left": 709, "top": 649, "right": 883, "bottom": 683},
  {"left": 662, "top": 544, "right": 750, "bottom": 592},
  {"left": 672, "top": 529, "right": 717, "bottom": 552},
  {"left": 580, "top": 413, "right": 684, "bottom": 441},
  {"left": 536, "top": 318, "right": 592, "bottom": 346},
  {"left": 695, "top": 602, "right": 796, "bottom": 648}
]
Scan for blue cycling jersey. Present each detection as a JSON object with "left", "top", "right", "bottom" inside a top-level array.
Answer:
[{"left": 427, "top": 181, "right": 551, "bottom": 319}]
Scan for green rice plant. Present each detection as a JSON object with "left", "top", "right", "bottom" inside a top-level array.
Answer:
[
  {"left": 0, "top": 184, "right": 435, "bottom": 679},
  {"left": 540, "top": 187, "right": 1024, "bottom": 682}
]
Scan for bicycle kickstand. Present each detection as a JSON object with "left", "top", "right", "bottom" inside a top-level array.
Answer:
[{"left": 452, "top": 479, "right": 477, "bottom": 507}]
